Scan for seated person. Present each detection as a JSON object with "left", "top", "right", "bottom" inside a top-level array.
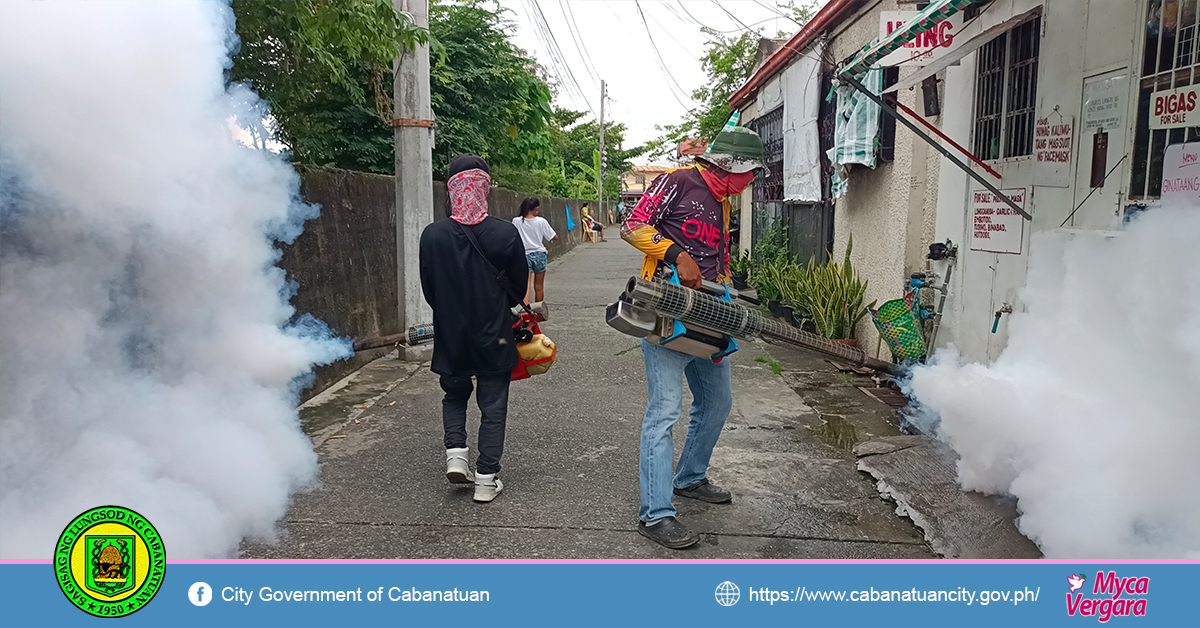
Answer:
[{"left": 581, "top": 204, "right": 606, "bottom": 241}]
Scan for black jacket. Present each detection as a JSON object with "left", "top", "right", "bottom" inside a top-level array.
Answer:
[{"left": 419, "top": 216, "right": 529, "bottom": 376}]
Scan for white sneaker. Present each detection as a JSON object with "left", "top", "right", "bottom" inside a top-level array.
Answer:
[
  {"left": 473, "top": 473, "right": 503, "bottom": 502},
  {"left": 446, "top": 448, "right": 474, "bottom": 484}
]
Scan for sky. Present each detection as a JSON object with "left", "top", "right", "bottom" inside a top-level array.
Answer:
[{"left": 496, "top": 0, "right": 817, "bottom": 163}]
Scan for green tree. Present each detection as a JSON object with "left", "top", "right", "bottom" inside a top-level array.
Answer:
[
  {"left": 428, "top": 0, "right": 553, "bottom": 178},
  {"left": 655, "top": 28, "right": 759, "bottom": 157},
  {"left": 655, "top": 1, "right": 816, "bottom": 155},
  {"left": 229, "top": 0, "right": 427, "bottom": 173}
]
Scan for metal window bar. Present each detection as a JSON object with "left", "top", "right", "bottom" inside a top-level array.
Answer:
[
  {"left": 1004, "top": 19, "right": 1040, "bottom": 158},
  {"left": 1132, "top": 0, "right": 1200, "bottom": 198},
  {"left": 974, "top": 32, "right": 1007, "bottom": 160},
  {"left": 748, "top": 107, "right": 784, "bottom": 202}
]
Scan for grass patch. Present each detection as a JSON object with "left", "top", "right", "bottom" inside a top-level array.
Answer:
[{"left": 755, "top": 355, "right": 782, "bottom": 376}]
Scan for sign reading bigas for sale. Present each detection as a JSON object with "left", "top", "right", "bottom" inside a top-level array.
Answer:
[{"left": 1150, "top": 85, "right": 1200, "bottom": 129}]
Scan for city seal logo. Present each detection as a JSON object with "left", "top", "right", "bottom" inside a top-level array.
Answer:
[{"left": 54, "top": 506, "right": 166, "bottom": 617}]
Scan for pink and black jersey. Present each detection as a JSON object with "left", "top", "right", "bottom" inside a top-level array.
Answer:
[{"left": 623, "top": 166, "right": 730, "bottom": 283}]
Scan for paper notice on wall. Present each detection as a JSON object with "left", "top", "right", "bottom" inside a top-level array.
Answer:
[
  {"left": 970, "top": 188, "right": 1026, "bottom": 255},
  {"left": 1084, "top": 73, "right": 1125, "bottom": 132},
  {"left": 1160, "top": 142, "right": 1200, "bottom": 207},
  {"left": 1033, "top": 115, "right": 1074, "bottom": 187}
]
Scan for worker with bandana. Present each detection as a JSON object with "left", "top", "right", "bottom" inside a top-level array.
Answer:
[{"left": 621, "top": 123, "right": 765, "bottom": 549}]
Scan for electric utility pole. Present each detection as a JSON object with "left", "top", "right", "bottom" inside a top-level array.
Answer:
[
  {"left": 393, "top": 0, "right": 434, "bottom": 360},
  {"left": 597, "top": 80, "right": 606, "bottom": 216}
]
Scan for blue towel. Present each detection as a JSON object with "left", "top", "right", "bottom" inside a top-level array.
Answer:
[{"left": 565, "top": 204, "right": 576, "bottom": 231}]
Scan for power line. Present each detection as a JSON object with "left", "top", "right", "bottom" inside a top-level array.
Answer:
[
  {"left": 642, "top": 1, "right": 701, "bottom": 58},
  {"left": 633, "top": 0, "right": 693, "bottom": 109},
  {"left": 709, "top": 0, "right": 754, "bottom": 33},
  {"left": 752, "top": 0, "right": 802, "bottom": 27},
  {"left": 526, "top": 0, "right": 596, "bottom": 115},
  {"left": 558, "top": 0, "right": 600, "bottom": 88}
]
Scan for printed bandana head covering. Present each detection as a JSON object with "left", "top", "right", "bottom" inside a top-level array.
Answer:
[{"left": 448, "top": 168, "right": 491, "bottom": 225}]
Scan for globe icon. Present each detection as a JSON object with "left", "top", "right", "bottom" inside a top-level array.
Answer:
[{"left": 714, "top": 581, "right": 740, "bottom": 606}]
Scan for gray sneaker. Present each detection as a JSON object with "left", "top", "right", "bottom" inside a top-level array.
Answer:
[
  {"left": 638, "top": 516, "right": 699, "bottom": 549},
  {"left": 673, "top": 479, "right": 732, "bottom": 503}
]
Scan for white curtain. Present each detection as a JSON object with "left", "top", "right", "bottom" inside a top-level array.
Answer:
[{"left": 782, "top": 42, "right": 824, "bottom": 203}]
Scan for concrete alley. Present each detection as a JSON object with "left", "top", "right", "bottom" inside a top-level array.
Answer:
[{"left": 243, "top": 240, "right": 1016, "bottom": 559}]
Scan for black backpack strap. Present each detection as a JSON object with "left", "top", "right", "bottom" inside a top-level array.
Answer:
[{"left": 456, "top": 221, "right": 534, "bottom": 316}]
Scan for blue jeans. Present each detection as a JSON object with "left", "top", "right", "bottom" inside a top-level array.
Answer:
[
  {"left": 440, "top": 373, "right": 510, "bottom": 475},
  {"left": 639, "top": 338, "right": 733, "bottom": 522},
  {"left": 526, "top": 251, "right": 547, "bottom": 273}
]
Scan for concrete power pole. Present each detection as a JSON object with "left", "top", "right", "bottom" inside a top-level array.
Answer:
[
  {"left": 393, "top": 0, "right": 434, "bottom": 360},
  {"left": 597, "top": 80, "right": 606, "bottom": 217}
]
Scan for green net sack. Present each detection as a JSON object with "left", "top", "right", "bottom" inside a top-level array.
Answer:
[{"left": 869, "top": 291, "right": 926, "bottom": 362}]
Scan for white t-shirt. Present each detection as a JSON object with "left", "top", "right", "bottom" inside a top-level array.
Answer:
[{"left": 512, "top": 215, "right": 557, "bottom": 254}]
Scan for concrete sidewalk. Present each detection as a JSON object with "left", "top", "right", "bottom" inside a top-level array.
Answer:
[{"left": 243, "top": 239, "right": 939, "bottom": 558}]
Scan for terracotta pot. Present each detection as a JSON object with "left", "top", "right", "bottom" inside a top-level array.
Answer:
[{"left": 832, "top": 338, "right": 858, "bottom": 347}]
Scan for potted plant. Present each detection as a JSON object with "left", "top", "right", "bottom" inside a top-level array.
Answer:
[
  {"left": 751, "top": 258, "right": 785, "bottom": 315},
  {"left": 791, "top": 236, "right": 875, "bottom": 343},
  {"left": 730, "top": 251, "right": 751, "bottom": 290}
]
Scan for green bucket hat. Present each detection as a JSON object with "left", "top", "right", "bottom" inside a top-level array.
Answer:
[{"left": 699, "top": 113, "right": 765, "bottom": 174}]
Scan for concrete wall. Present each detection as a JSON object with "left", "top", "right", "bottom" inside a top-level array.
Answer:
[{"left": 280, "top": 167, "right": 610, "bottom": 397}]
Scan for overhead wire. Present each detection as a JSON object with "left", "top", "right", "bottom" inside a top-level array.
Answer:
[
  {"left": 752, "top": 0, "right": 802, "bottom": 27},
  {"left": 709, "top": 0, "right": 754, "bottom": 33},
  {"left": 633, "top": 0, "right": 693, "bottom": 109},
  {"left": 558, "top": 0, "right": 601, "bottom": 89},
  {"left": 527, "top": 0, "right": 596, "bottom": 115}
]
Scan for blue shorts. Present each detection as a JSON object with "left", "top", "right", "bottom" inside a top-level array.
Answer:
[{"left": 526, "top": 251, "right": 548, "bottom": 273}]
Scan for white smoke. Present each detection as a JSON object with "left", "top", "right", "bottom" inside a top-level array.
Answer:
[
  {"left": 909, "top": 207, "right": 1200, "bottom": 558},
  {"left": 0, "top": 1, "right": 349, "bottom": 557}
]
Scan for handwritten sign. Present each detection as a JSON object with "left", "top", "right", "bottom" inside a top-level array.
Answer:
[
  {"left": 878, "top": 11, "right": 965, "bottom": 67},
  {"left": 970, "top": 188, "right": 1026, "bottom": 255},
  {"left": 1161, "top": 142, "right": 1200, "bottom": 207},
  {"left": 1034, "top": 117, "right": 1073, "bottom": 164}
]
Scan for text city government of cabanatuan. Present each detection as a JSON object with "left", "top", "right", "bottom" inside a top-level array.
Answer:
[{"left": 222, "top": 586, "right": 491, "bottom": 604}]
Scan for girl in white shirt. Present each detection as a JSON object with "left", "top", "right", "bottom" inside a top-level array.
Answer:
[{"left": 512, "top": 198, "right": 558, "bottom": 303}]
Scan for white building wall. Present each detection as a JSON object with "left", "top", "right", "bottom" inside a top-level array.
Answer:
[{"left": 933, "top": 0, "right": 1142, "bottom": 362}]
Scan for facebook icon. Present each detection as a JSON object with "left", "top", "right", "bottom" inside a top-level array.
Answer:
[{"left": 188, "top": 582, "right": 213, "bottom": 607}]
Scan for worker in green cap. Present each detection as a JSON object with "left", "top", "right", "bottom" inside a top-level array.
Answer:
[{"left": 621, "top": 120, "right": 765, "bottom": 549}]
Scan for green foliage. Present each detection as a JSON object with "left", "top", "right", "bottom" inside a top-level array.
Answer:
[
  {"left": 428, "top": 0, "right": 553, "bottom": 176},
  {"left": 653, "top": 2, "right": 818, "bottom": 155},
  {"left": 730, "top": 250, "right": 752, "bottom": 275},
  {"left": 655, "top": 29, "right": 759, "bottom": 156},
  {"left": 754, "top": 355, "right": 783, "bottom": 376},
  {"left": 784, "top": 236, "right": 876, "bottom": 340},
  {"left": 231, "top": 0, "right": 646, "bottom": 196},
  {"left": 229, "top": 0, "right": 428, "bottom": 173}
]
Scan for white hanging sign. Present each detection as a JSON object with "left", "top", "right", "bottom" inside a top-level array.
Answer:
[
  {"left": 970, "top": 188, "right": 1027, "bottom": 255},
  {"left": 878, "top": 11, "right": 965, "bottom": 67}
]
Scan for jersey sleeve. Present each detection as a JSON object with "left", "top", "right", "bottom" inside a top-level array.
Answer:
[{"left": 620, "top": 171, "right": 685, "bottom": 265}]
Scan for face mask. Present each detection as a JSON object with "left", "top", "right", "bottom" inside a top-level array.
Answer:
[{"left": 698, "top": 167, "right": 756, "bottom": 199}]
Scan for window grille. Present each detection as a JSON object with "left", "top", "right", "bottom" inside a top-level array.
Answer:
[
  {"left": 1130, "top": 0, "right": 1200, "bottom": 199},
  {"left": 748, "top": 106, "right": 784, "bottom": 202},
  {"left": 973, "top": 17, "right": 1041, "bottom": 160}
]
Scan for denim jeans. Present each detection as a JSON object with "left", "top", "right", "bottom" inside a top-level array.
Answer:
[
  {"left": 639, "top": 338, "right": 733, "bottom": 522},
  {"left": 440, "top": 373, "right": 511, "bottom": 475}
]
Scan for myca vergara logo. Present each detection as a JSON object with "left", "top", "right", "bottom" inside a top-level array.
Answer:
[
  {"left": 1066, "top": 571, "right": 1149, "bottom": 622},
  {"left": 54, "top": 506, "right": 166, "bottom": 618}
]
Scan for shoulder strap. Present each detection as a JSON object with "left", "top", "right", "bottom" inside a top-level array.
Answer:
[{"left": 457, "top": 221, "right": 533, "bottom": 316}]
